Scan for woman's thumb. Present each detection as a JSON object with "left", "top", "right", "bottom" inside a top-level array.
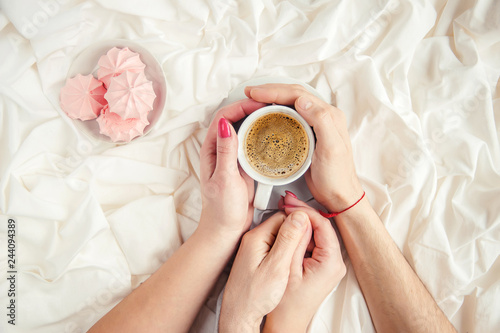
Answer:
[{"left": 214, "top": 117, "right": 239, "bottom": 175}]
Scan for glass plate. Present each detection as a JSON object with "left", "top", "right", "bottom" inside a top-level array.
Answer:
[{"left": 65, "top": 39, "right": 167, "bottom": 143}]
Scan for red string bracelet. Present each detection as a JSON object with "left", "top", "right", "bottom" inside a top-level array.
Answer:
[{"left": 319, "top": 191, "right": 366, "bottom": 218}]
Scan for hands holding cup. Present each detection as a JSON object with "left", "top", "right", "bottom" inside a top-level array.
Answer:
[
  {"left": 216, "top": 83, "right": 362, "bottom": 331},
  {"left": 198, "top": 98, "right": 266, "bottom": 244},
  {"left": 244, "top": 84, "right": 364, "bottom": 213},
  {"left": 232, "top": 83, "right": 363, "bottom": 213}
]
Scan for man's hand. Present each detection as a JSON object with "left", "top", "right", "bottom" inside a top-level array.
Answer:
[
  {"left": 219, "top": 211, "right": 310, "bottom": 333},
  {"left": 245, "top": 84, "right": 364, "bottom": 213}
]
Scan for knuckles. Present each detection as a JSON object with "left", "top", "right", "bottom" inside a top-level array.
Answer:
[
  {"left": 240, "top": 230, "right": 259, "bottom": 253},
  {"left": 290, "top": 84, "right": 307, "bottom": 96},
  {"left": 331, "top": 261, "right": 347, "bottom": 284},
  {"left": 216, "top": 141, "right": 234, "bottom": 155},
  {"left": 276, "top": 222, "right": 302, "bottom": 245},
  {"left": 201, "top": 181, "right": 222, "bottom": 200},
  {"left": 278, "top": 227, "right": 298, "bottom": 244},
  {"left": 335, "top": 109, "right": 347, "bottom": 124},
  {"left": 315, "top": 107, "right": 331, "bottom": 121}
]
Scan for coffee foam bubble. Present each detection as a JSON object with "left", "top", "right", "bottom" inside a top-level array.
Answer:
[{"left": 245, "top": 112, "right": 309, "bottom": 178}]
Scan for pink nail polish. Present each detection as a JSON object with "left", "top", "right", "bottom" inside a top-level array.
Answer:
[
  {"left": 285, "top": 190, "right": 297, "bottom": 198},
  {"left": 282, "top": 204, "right": 297, "bottom": 209},
  {"left": 218, "top": 118, "right": 231, "bottom": 138}
]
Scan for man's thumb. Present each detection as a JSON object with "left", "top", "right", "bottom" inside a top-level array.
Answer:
[{"left": 268, "top": 211, "right": 309, "bottom": 266}]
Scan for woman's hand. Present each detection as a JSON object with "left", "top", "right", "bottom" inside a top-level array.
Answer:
[
  {"left": 219, "top": 211, "right": 311, "bottom": 333},
  {"left": 263, "top": 192, "right": 347, "bottom": 332},
  {"left": 87, "top": 99, "right": 268, "bottom": 333},
  {"left": 198, "top": 98, "right": 266, "bottom": 244},
  {"left": 244, "top": 84, "right": 364, "bottom": 213}
]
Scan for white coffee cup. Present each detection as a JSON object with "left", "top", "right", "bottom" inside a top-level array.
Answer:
[{"left": 237, "top": 105, "right": 315, "bottom": 210}]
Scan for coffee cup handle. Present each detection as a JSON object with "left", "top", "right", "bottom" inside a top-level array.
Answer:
[{"left": 254, "top": 182, "right": 273, "bottom": 210}]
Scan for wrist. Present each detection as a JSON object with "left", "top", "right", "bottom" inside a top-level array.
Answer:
[
  {"left": 198, "top": 208, "right": 250, "bottom": 243},
  {"left": 333, "top": 193, "right": 374, "bottom": 222},
  {"left": 219, "top": 318, "right": 261, "bottom": 333},
  {"left": 322, "top": 182, "right": 364, "bottom": 214},
  {"left": 264, "top": 310, "right": 310, "bottom": 333},
  {"left": 192, "top": 220, "right": 241, "bottom": 255},
  {"left": 219, "top": 307, "right": 262, "bottom": 333}
]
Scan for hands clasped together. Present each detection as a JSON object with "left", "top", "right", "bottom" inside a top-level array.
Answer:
[
  {"left": 220, "top": 204, "right": 346, "bottom": 332},
  {"left": 199, "top": 84, "right": 361, "bottom": 332}
]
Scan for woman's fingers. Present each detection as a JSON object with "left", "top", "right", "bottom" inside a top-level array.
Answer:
[
  {"left": 200, "top": 98, "right": 266, "bottom": 183},
  {"left": 281, "top": 191, "right": 310, "bottom": 209},
  {"left": 213, "top": 118, "right": 239, "bottom": 176},
  {"left": 289, "top": 216, "right": 313, "bottom": 278},
  {"left": 240, "top": 165, "right": 255, "bottom": 203}
]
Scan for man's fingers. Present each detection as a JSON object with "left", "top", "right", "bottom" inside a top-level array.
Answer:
[
  {"left": 295, "top": 95, "right": 346, "bottom": 151},
  {"left": 266, "top": 212, "right": 309, "bottom": 270},
  {"left": 281, "top": 194, "right": 341, "bottom": 259},
  {"left": 246, "top": 211, "right": 287, "bottom": 250},
  {"left": 213, "top": 98, "right": 268, "bottom": 124},
  {"left": 245, "top": 84, "right": 349, "bottom": 149},
  {"left": 244, "top": 84, "right": 311, "bottom": 106},
  {"left": 284, "top": 205, "right": 341, "bottom": 261},
  {"left": 290, "top": 218, "right": 312, "bottom": 278}
]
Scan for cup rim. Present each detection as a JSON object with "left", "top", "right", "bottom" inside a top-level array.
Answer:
[{"left": 237, "top": 105, "right": 315, "bottom": 185}]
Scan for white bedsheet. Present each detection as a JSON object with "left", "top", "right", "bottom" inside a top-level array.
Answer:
[{"left": 1, "top": 0, "right": 499, "bottom": 332}]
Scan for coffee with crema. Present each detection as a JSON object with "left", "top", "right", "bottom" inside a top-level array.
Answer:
[{"left": 245, "top": 112, "right": 309, "bottom": 178}]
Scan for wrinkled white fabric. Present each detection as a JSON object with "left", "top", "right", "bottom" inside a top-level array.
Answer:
[{"left": 0, "top": 0, "right": 499, "bottom": 332}]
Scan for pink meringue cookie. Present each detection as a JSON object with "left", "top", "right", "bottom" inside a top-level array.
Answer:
[
  {"left": 97, "top": 47, "right": 146, "bottom": 88},
  {"left": 60, "top": 74, "right": 107, "bottom": 120},
  {"left": 96, "top": 105, "right": 149, "bottom": 142},
  {"left": 104, "top": 71, "right": 156, "bottom": 120}
]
